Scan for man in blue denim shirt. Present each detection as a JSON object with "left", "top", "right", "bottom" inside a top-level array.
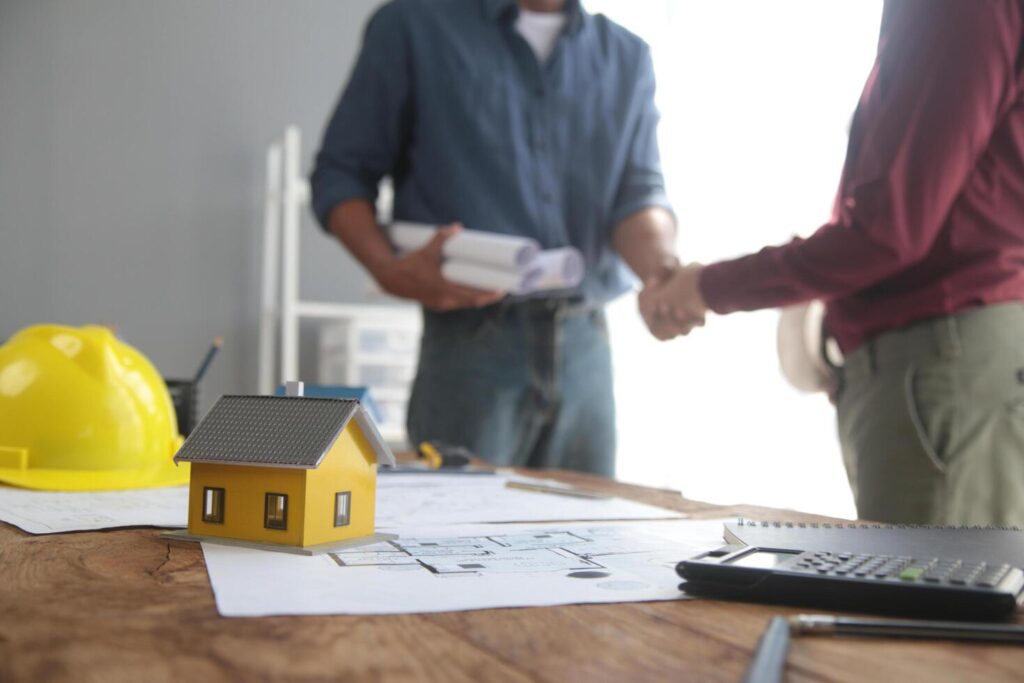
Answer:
[{"left": 311, "top": 0, "right": 678, "bottom": 476}]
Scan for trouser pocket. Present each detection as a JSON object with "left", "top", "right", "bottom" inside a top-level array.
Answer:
[{"left": 903, "top": 362, "right": 956, "bottom": 474}]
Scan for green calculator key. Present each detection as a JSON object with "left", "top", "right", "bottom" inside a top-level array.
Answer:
[{"left": 899, "top": 567, "right": 925, "bottom": 581}]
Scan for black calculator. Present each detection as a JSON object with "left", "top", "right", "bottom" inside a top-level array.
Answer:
[{"left": 677, "top": 545, "right": 1024, "bottom": 621}]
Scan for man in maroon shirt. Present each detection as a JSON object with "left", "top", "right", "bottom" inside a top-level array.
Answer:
[{"left": 642, "top": 0, "right": 1024, "bottom": 525}]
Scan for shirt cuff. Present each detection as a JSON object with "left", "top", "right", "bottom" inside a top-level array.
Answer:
[
  {"left": 310, "top": 178, "right": 378, "bottom": 232},
  {"left": 609, "top": 192, "right": 675, "bottom": 230}
]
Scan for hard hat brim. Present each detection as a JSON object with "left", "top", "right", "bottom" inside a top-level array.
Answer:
[{"left": 0, "top": 460, "right": 190, "bottom": 492}]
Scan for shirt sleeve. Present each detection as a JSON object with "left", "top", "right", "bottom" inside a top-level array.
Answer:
[
  {"left": 609, "top": 42, "right": 674, "bottom": 228},
  {"left": 700, "top": 0, "right": 1021, "bottom": 314},
  {"left": 310, "top": 3, "right": 412, "bottom": 230}
]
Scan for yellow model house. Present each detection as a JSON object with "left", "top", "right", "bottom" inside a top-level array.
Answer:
[{"left": 170, "top": 388, "right": 396, "bottom": 554}]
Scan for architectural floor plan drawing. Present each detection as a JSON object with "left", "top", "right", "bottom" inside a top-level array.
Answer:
[
  {"left": 329, "top": 527, "right": 669, "bottom": 577},
  {"left": 201, "top": 519, "right": 729, "bottom": 617}
]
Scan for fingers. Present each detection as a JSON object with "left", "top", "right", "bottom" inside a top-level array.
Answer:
[
  {"left": 421, "top": 223, "right": 463, "bottom": 259},
  {"left": 446, "top": 282, "right": 504, "bottom": 301},
  {"left": 647, "top": 310, "right": 702, "bottom": 341},
  {"left": 638, "top": 263, "right": 708, "bottom": 341}
]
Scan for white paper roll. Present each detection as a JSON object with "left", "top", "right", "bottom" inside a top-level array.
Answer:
[
  {"left": 441, "top": 260, "right": 526, "bottom": 292},
  {"left": 390, "top": 222, "right": 540, "bottom": 270},
  {"left": 527, "top": 247, "right": 585, "bottom": 291},
  {"left": 441, "top": 251, "right": 584, "bottom": 295}
]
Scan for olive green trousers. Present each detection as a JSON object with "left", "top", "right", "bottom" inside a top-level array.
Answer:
[{"left": 836, "top": 302, "right": 1024, "bottom": 526}]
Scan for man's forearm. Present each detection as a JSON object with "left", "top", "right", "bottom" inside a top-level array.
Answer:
[
  {"left": 611, "top": 207, "right": 678, "bottom": 283},
  {"left": 326, "top": 198, "right": 398, "bottom": 279}
]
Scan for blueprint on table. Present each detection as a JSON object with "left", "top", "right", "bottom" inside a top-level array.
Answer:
[
  {"left": 0, "top": 485, "right": 188, "bottom": 534},
  {"left": 202, "top": 518, "right": 727, "bottom": 616},
  {"left": 375, "top": 473, "right": 685, "bottom": 527}
]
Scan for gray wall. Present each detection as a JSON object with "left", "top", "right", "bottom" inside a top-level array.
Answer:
[{"left": 0, "top": 0, "right": 386, "bottom": 413}]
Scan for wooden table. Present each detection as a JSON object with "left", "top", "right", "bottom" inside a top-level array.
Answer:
[{"left": 1, "top": 470, "right": 1021, "bottom": 682}]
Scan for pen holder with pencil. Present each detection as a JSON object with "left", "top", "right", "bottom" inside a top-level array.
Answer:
[{"left": 165, "top": 379, "right": 198, "bottom": 436}]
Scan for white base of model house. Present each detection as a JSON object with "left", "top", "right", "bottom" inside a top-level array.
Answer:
[{"left": 162, "top": 529, "right": 399, "bottom": 555}]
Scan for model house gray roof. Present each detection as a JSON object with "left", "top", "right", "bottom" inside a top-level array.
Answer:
[{"left": 173, "top": 395, "right": 396, "bottom": 469}]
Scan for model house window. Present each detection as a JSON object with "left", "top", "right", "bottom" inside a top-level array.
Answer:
[
  {"left": 264, "top": 492, "right": 288, "bottom": 530},
  {"left": 334, "top": 491, "right": 352, "bottom": 527},
  {"left": 202, "top": 487, "right": 225, "bottom": 523}
]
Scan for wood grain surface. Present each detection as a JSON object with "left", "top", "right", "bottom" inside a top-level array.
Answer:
[{"left": 1, "top": 470, "right": 1021, "bottom": 683}]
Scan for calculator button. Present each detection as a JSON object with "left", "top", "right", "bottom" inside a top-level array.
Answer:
[
  {"left": 948, "top": 564, "right": 977, "bottom": 577},
  {"left": 898, "top": 567, "right": 925, "bottom": 581},
  {"left": 975, "top": 565, "right": 1010, "bottom": 588}
]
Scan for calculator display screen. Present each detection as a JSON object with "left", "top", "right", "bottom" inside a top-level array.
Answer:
[{"left": 728, "top": 549, "right": 801, "bottom": 569}]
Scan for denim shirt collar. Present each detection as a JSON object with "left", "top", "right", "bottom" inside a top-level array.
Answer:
[{"left": 481, "top": 0, "right": 586, "bottom": 35}]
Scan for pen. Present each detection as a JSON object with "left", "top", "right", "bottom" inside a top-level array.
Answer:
[
  {"left": 742, "top": 616, "right": 790, "bottom": 683},
  {"left": 193, "top": 337, "right": 223, "bottom": 383},
  {"left": 504, "top": 481, "right": 610, "bottom": 499},
  {"left": 790, "top": 614, "right": 1024, "bottom": 644}
]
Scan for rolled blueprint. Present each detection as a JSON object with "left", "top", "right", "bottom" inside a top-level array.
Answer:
[
  {"left": 390, "top": 222, "right": 541, "bottom": 270},
  {"left": 441, "top": 260, "right": 532, "bottom": 293},
  {"left": 441, "top": 247, "right": 584, "bottom": 295},
  {"left": 527, "top": 247, "right": 585, "bottom": 292}
]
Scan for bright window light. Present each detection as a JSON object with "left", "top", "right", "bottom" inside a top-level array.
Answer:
[{"left": 588, "top": 0, "right": 883, "bottom": 518}]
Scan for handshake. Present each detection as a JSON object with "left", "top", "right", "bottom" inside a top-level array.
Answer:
[{"left": 638, "top": 262, "right": 708, "bottom": 341}]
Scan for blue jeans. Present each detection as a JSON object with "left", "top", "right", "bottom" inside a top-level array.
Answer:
[{"left": 406, "top": 299, "right": 616, "bottom": 476}]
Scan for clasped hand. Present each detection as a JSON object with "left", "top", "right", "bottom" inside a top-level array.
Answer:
[
  {"left": 638, "top": 263, "right": 708, "bottom": 341},
  {"left": 373, "top": 223, "right": 505, "bottom": 312}
]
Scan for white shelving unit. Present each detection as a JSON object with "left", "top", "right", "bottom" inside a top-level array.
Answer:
[
  {"left": 257, "top": 126, "right": 420, "bottom": 444},
  {"left": 317, "top": 309, "right": 420, "bottom": 444}
]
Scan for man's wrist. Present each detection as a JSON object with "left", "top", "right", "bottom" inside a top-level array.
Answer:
[{"left": 642, "top": 253, "right": 680, "bottom": 285}]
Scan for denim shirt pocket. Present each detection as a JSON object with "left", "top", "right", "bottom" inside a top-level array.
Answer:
[{"left": 426, "top": 64, "right": 512, "bottom": 157}]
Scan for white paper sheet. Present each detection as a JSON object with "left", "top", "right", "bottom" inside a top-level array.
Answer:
[
  {"left": 0, "top": 485, "right": 188, "bottom": 534},
  {"left": 390, "top": 222, "right": 540, "bottom": 269},
  {"left": 376, "top": 473, "right": 685, "bottom": 527},
  {"left": 202, "top": 518, "right": 728, "bottom": 617}
]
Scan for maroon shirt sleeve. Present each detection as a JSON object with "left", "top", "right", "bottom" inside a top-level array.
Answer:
[{"left": 700, "top": 0, "right": 1022, "bottom": 314}]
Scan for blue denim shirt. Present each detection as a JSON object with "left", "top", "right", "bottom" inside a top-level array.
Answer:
[{"left": 311, "top": 0, "right": 671, "bottom": 304}]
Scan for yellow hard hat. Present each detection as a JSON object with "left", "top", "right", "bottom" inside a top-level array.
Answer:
[{"left": 0, "top": 324, "right": 188, "bottom": 490}]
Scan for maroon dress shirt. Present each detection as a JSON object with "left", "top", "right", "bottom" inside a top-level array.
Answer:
[{"left": 700, "top": 0, "right": 1024, "bottom": 353}]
